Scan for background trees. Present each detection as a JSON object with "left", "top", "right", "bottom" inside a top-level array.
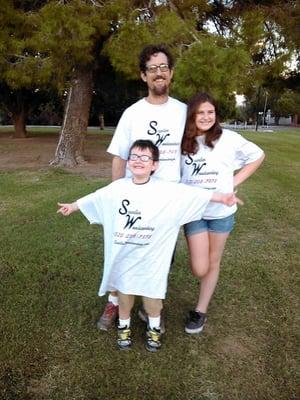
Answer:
[{"left": 0, "top": 0, "right": 299, "bottom": 166}]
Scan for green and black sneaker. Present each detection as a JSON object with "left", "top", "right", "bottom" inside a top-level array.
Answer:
[
  {"left": 117, "top": 326, "right": 132, "bottom": 350},
  {"left": 145, "top": 327, "right": 161, "bottom": 352}
]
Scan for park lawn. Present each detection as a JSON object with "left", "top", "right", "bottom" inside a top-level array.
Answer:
[
  {"left": 0, "top": 126, "right": 112, "bottom": 135},
  {"left": 0, "top": 129, "right": 299, "bottom": 400}
]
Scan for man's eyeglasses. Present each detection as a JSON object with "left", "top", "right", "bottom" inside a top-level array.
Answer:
[
  {"left": 129, "top": 154, "right": 153, "bottom": 162},
  {"left": 145, "top": 63, "right": 169, "bottom": 74}
]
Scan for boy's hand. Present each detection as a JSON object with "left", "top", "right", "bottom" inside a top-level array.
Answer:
[
  {"left": 57, "top": 202, "right": 78, "bottom": 216},
  {"left": 222, "top": 192, "right": 244, "bottom": 207}
]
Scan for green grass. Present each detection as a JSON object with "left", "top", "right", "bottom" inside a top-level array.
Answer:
[
  {"left": 0, "top": 129, "right": 299, "bottom": 400},
  {"left": 0, "top": 125, "right": 113, "bottom": 136}
]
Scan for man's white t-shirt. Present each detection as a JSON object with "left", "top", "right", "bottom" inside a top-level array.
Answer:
[
  {"left": 77, "top": 178, "right": 212, "bottom": 299},
  {"left": 107, "top": 97, "right": 187, "bottom": 182},
  {"left": 181, "top": 129, "right": 264, "bottom": 219}
]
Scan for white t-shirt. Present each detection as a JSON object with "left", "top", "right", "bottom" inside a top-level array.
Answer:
[
  {"left": 77, "top": 178, "right": 212, "bottom": 299},
  {"left": 107, "top": 97, "right": 187, "bottom": 182},
  {"left": 181, "top": 129, "right": 264, "bottom": 219}
]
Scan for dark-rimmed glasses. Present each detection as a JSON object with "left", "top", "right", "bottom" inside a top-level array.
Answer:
[
  {"left": 129, "top": 154, "right": 153, "bottom": 162},
  {"left": 145, "top": 63, "right": 169, "bottom": 74}
]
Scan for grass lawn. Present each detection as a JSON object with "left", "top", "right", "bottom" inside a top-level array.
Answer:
[{"left": 0, "top": 129, "right": 299, "bottom": 400}]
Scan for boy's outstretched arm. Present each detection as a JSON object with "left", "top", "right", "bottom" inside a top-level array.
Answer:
[
  {"left": 211, "top": 192, "right": 244, "bottom": 207},
  {"left": 57, "top": 202, "right": 79, "bottom": 216}
]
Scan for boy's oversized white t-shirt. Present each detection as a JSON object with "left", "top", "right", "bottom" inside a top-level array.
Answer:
[
  {"left": 181, "top": 129, "right": 264, "bottom": 219},
  {"left": 77, "top": 178, "right": 212, "bottom": 299},
  {"left": 107, "top": 97, "right": 187, "bottom": 182}
]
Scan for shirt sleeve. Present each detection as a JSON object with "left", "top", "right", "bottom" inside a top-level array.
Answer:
[
  {"left": 171, "top": 183, "right": 213, "bottom": 226},
  {"left": 233, "top": 133, "right": 264, "bottom": 170},
  {"left": 77, "top": 189, "right": 106, "bottom": 225},
  {"left": 107, "top": 108, "right": 131, "bottom": 160}
]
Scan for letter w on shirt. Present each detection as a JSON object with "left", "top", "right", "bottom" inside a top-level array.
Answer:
[
  {"left": 124, "top": 215, "right": 142, "bottom": 229},
  {"left": 192, "top": 162, "right": 206, "bottom": 176}
]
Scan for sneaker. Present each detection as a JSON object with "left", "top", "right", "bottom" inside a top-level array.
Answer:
[
  {"left": 117, "top": 326, "right": 132, "bottom": 350},
  {"left": 185, "top": 310, "right": 207, "bottom": 334},
  {"left": 138, "top": 308, "right": 166, "bottom": 334},
  {"left": 145, "top": 327, "right": 161, "bottom": 352},
  {"left": 96, "top": 302, "right": 118, "bottom": 331}
]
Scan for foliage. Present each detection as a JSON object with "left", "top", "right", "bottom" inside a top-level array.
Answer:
[
  {"left": 0, "top": 0, "right": 299, "bottom": 136},
  {"left": 172, "top": 34, "right": 249, "bottom": 115}
]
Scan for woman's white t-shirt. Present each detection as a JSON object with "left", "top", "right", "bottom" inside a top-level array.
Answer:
[{"left": 181, "top": 129, "right": 264, "bottom": 219}]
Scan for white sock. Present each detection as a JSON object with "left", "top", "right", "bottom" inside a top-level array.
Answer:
[
  {"left": 118, "top": 318, "right": 130, "bottom": 328},
  {"left": 148, "top": 316, "right": 161, "bottom": 330},
  {"left": 108, "top": 294, "right": 118, "bottom": 306}
]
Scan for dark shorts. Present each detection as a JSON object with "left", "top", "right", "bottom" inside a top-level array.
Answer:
[{"left": 184, "top": 214, "right": 235, "bottom": 236}]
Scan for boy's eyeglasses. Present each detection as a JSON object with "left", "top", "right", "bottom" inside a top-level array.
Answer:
[
  {"left": 145, "top": 63, "right": 169, "bottom": 74},
  {"left": 129, "top": 154, "right": 153, "bottom": 162}
]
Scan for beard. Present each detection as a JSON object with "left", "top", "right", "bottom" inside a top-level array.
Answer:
[
  {"left": 152, "top": 85, "right": 168, "bottom": 96},
  {"left": 151, "top": 77, "right": 169, "bottom": 96}
]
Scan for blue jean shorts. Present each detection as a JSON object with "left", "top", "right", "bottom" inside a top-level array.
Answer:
[{"left": 184, "top": 214, "right": 235, "bottom": 236}]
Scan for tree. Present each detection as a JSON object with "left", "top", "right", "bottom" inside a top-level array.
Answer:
[
  {"left": 37, "top": 0, "right": 299, "bottom": 166},
  {"left": 37, "top": 0, "right": 208, "bottom": 167},
  {"left": 229, "top": 1, "right": 300, "bottom": 127},
  {"left": 33, "top": 0, "right": 117, "bottom": 166},
  {"left": 0, "top": 0, "right": 51, "bottom": 137},
  {"left": 171, "top": 35, "right": 249, "bottom": 112}
]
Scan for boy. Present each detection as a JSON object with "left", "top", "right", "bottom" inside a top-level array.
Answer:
[{"left": 57, "top": 140, "right": 241, "bottom": 352}]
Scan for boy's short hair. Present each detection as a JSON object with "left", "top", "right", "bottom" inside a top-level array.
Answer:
[
  {"left": 129, "top": 139, "right": 159, "bottom": 161},
  {"left": 139, "top": 44, "right": 174, "bottom": 74}
]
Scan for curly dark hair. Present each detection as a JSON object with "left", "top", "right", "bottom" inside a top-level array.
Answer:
[
  {"left": 181, "top": 92, "right": 223, "bottom": 155},
  {"left": 139, "top": 44, "right": 174, "bottom": 73}
]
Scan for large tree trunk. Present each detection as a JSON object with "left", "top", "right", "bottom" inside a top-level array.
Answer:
[
  {"left": 12, "top": 109, "right": 27, "bottom": 138},
  {"left": 50, "top": 67, "right": 93, "bottom": 167}
]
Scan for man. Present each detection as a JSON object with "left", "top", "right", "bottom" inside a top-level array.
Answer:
[{"left": 97, "top": 44, "right": 187, "bottom": 331}]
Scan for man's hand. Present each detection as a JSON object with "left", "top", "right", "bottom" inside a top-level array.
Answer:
[{"left": 57, "top": 202, "right": 78, "bottom": 216}]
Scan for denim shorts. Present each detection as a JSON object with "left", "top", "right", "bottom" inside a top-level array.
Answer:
[{"left": 184, "top": 214, "right": 235, "bottom": 236}]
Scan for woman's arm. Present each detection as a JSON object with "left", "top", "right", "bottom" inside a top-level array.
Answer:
[{"left": 233, "top": 153, "right": 265, "bottom": 188}]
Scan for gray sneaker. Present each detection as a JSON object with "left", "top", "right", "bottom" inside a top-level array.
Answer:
[
  {"left": 185, "top": 310, "right": 207, "bottom": 334},
  {"left": 117, "top": 326, "right": 132, "bottom": 350},
  {"left": 96, "top": 302, "right": 118, "bottom": 331},
  {"left": 138, "top": 308, "right": 166, "bottom": 334},
  {"left": 145, "top": 327, "right": 161, "bottom": 352}
]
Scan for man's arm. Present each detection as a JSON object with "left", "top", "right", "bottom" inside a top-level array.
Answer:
[
  {"left": 112, "top": 155, "right": 127, "bottom": 181},
  {"left": 57, "top": 202, "right": 79, "bottom": 216}
]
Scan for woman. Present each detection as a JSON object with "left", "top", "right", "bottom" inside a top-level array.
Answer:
[{"left": 181, "top": 92, "right": 265, "bottom": 334}]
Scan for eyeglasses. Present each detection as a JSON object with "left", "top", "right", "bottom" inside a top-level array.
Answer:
[
  {"left": 129, "top": 154, "right": 153, "bottom": 162},
  {"left": 145, "top": 63, "right": 169, "bottom": 74}
]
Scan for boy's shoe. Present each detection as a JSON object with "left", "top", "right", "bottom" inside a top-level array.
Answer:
[
  {"left": 96, "top": 302, "right": 118, "bottom": 331},
  {"left": 145, "top": 327, "right": 161, "bottom": 352},
  {"left": 185, "top": 310, "right": 207, "bottom": 334},
  {"left": 117, "top": 326, "right": 132, "bottom": 350},
  {"left": 138, "top": 308, "right": 166, "bottom": 334}
]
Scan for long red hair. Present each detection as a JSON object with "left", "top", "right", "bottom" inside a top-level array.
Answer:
[{"left": 181, "top": 92, "right": 222, "bottom": 155}]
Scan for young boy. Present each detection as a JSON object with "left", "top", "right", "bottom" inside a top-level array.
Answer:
[{"left": 57, "top": 140, "right": 241, "bottom": 352}]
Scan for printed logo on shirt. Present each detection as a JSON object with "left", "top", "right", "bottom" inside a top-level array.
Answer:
[
  {"left": 147, "top": 120, "right": 170, "bottom": 146},
  {"left": 119, "top": 199, "right": 141, "bottom": 229},
  {"left": 114, "top": 199, "right": 155, "bottom": 246},
  {"left": 185, "top": 154, "right": 207, "bottom": 176}
]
